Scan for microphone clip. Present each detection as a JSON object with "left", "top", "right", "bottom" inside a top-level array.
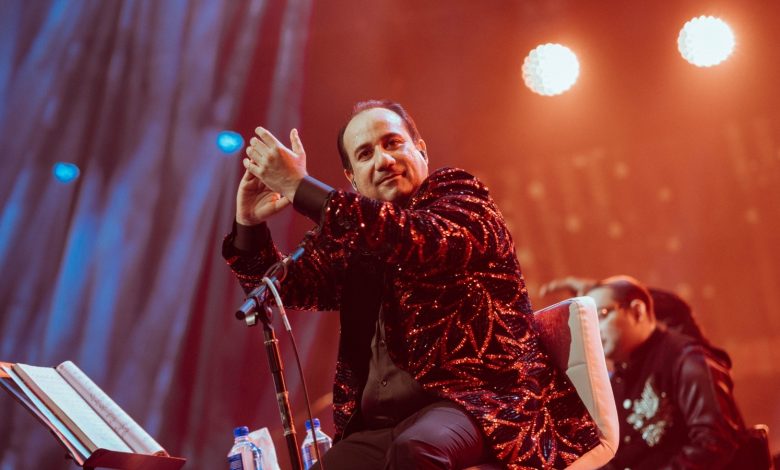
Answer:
[{"left": 234, "top": 237, "right": 310, "bottom": 326}]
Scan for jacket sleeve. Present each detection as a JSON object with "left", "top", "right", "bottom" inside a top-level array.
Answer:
[
  {"left": 657, "top": 347, "right": 743, "bottom": 470},
  {"left": 222, "top": 221, "right": 346, "bottom": 312},
  {"left": 317, "top": 168, "right": 513, "bottom": 274}
]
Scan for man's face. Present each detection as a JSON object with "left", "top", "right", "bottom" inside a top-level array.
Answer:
[
  {"left": 588, "top": 287, "right": 636, "bottom": 362},
  {"left": 342, "top": 107, "right": 428, "bottom": 204}
]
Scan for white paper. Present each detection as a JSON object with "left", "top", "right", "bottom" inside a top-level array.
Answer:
[
  {"left": 249, "top": 427, "right": 281, "bottom": 470},
  {"left": 14, "top": 363, "right": 132, "bottom": 453},
  {"left": 57, "top": 361, "right": 167, "bottom": 456},
  {"left": 2, "top": 365, "right": 90, "bottom": 463}
]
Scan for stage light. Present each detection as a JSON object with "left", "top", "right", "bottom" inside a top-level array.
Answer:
[
  {"left": 216, "top": 130, "right": 244, "bottom": 154},
  {"left": 522, "top": 43, "right": 580, "bottom": 96},
  {"left": 53, "top": 162, "right": 80, "bottom": 183},
  {"left": 678, "top": 16, "right": 735, "bottom": 67}
]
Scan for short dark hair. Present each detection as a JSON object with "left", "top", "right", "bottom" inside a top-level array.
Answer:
[
  {"left": 649, "top": 288, "right": 702, "bottom": 340},
  {"left": 591, "top": 275, "right": 655, "bottom": 316},
  {"left": 337, "top": 100, "right": 422, "bottom": 171}
]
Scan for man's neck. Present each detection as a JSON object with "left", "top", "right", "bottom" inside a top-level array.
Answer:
[{"left": 624, "top": 324, "right": 659, "bottom": 362}]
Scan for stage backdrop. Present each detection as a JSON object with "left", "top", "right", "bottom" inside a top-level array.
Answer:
[
  {"left": 1, "top": 1, "right": 779, "bottom": 469},
  {"left": 0, "top": 1, "right": 340, "bottom": 469}
]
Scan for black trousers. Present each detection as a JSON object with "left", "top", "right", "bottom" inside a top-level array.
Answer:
[{"left": 311, "top": 401, "right": 487, "bottom": 470}]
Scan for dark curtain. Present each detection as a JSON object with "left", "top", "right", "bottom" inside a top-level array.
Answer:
[{"left": 0, "top": 1, "right": 333, "bottom": 469}]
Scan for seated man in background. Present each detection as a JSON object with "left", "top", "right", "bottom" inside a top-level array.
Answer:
[
  {"left": 583, "top": 275, "right": 744, "bottom": 469},
  {"left": 540, "top": 276, "right": 733, "bottom": 368}
]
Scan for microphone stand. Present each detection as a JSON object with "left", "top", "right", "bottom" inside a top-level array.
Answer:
[
  {"left": 255, "top": 303, "right": 302, "bottom": 470},
  {"left": 235, "top": 248, "right": 306, "bottom": 470}
]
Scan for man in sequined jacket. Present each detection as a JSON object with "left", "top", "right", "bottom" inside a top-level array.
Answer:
[
  {"left": 586, "top": 276, "right": 744, "bottom": 470},
  {"left": 223, "top": 100, "right": 600, "bottom": 469}
]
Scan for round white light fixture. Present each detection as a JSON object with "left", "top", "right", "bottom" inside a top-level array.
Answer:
[
  {"left": 522, "top": 43, "right": 580, "bottom": 96},
  {"left": 677, "top": 16, "right": 735, "bottom": 67}
]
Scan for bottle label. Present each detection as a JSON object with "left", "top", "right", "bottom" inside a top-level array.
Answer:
[
  {"left": 303, "top": 440, "right": 331, "bottom": 469},
  {"left": 228, "top": 453, "right": 244, "bottom": 470}
]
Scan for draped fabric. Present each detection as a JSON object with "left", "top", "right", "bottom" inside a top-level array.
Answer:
[
  {"left": 3, "top": 1, "right": 780, "bottom": 468},
  {"left": 0, "top": 1, "right": 325, "bottom": 468}
]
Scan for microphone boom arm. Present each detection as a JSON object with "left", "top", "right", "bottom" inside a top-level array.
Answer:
[{"left": 235, "top": 245, "right": 306, "bottom": 324}]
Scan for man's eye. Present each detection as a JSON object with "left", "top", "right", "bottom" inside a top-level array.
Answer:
[{"left": 387, "top": 139, "right": 402, "bottom": 147}]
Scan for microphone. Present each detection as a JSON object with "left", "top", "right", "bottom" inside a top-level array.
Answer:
[{"left": 234, "top": 229, "right": 315, "bottom": 320}]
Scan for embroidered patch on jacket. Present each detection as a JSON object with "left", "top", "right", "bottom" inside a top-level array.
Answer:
[{"left": 626, "top": 377, "right": 674, "bottom": 447}]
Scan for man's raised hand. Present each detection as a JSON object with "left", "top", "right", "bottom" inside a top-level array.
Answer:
[
  {"left": 235, "top": 168, "right": 291, "bottom": 226},
  {"left": 244, "top": 127, "right": 307, "bottom": 202}
]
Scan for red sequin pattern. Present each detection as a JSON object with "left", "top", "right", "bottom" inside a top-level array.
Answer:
[{"left": 224, "top": 168, "right": 599, "bottom": 468}]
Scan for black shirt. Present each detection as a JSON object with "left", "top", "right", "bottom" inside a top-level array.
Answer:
[{"left": 360, "top": 307, "right": 435, "bottom": 429}]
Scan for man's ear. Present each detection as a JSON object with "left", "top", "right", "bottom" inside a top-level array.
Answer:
[
  {"left": 416, "top": 139, "right": 428, "bottom": 162},
  {"left": 344, "top": 169, "right": 357, "bottom": 190},
  {"left": 629, "top": 299, "right": 648, "bottom": 321}
]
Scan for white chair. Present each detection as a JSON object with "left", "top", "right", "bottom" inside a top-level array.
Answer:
[
  {"left": 535, "top": 296, "right": 619, "bottom": 468},
  {"left": 466, "top": 296, "right": 619, "bottom": 469}
]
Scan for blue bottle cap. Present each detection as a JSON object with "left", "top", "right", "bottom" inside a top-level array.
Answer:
[
  {"left": 305, "top": 418, "right": 321, "bottom": 431},
  {"left": 233, "top": 426, "right": 250, "bottom": 438}
]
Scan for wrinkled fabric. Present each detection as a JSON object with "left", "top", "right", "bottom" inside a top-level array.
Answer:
[{"left": 223, "top": 167, "right": 599, "bottom": 468}]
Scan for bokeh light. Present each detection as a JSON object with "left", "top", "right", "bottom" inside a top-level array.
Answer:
[
  {"left": 52, "top": 162, "right": 80, "bottom": 183},
  {"left": 522, "top": 43, "right": 580, "bottom": 96},
  {"left": 678, "top": 16, "right": 735, "bottom": 67},
  {"left": 216, "top": 130, "right": 244, "bottom": 154}
]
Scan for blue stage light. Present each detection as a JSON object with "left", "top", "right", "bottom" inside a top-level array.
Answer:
[
  {"left": 216, "top": 130, "right": 244, "bottom": 154},
  {"left": 53, "top": 162, "right": 80, "bottom": 183}
]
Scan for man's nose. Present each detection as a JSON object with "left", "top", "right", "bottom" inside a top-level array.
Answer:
[{"left": 374, "top": 147, "right": 396, "bottom": 169}]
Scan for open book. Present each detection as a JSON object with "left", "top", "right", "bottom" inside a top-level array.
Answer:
[{"left": 1, "top": 361, "right": 185, "bottom": 469}]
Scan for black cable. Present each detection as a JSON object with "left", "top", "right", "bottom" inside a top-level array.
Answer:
[{"left": 263, "top": 275, "right": 326, "bottom": 469}]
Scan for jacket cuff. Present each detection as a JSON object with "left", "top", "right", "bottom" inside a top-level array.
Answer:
[
  {"left": 293, "top": 175, "right": 334, "bottom": 223},
  {"left": 233, "top": 221, "right": 271, "bottom": 253}
]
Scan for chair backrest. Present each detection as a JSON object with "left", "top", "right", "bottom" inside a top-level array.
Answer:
[{"left": 531, "top": 297, "right": 619, "bottom": 469}]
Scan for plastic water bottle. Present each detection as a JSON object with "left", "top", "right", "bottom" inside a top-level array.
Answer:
[
  {"left": 301, "top": 418, "right": 332, "bottom": 470},
  {"left": 228, "top": 426, "right": 263, "bottom": 470}
]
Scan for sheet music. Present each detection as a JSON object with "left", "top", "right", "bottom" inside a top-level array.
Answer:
[
  {"left": 57, "top": 361, "right": 167, "bottom": 456},
  {"left": 1, "top": 365, "right": 90, "bottom": 463},
  {"left": 14, "top": 363, "right": 132, "bottom": 453}
]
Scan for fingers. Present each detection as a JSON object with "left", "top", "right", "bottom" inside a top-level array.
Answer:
[
  {"left": 290, "top": 128, "right": 305, "bottom": 155},
  {"left": 245, "top": 127, "right": 288, "bottom": 165},
  {"left": 539, "top": 279, "right": 568, "bottom": 297},
  {"left": 240, "top": 167, "right": 256, "bottom": 182},
  {"left": 245, "top": 127, "right": 277, "bottom": 167},
  {"left": 539, "top": 277, "right": 596, "bottom": 297},
  {"left": 246, "top": 136, "right": 267, "bottom": 163},
  {"left": 539, "top": 281, "right": 555, "bottom": 297},
  {"left": 246, "top": 126, "right": 303, "bottom": 159},
  {"left": 244, "top": 136, "right": 269, "bottom": 175},
  {"left": 243, "top": 157, "right": 262, "bottom": 180},
  {"left": 274, "top": 196, "right": 292, "bottom": 212},
  {"left": 254, "top": 126, "right": 282, "bottom": 148}
]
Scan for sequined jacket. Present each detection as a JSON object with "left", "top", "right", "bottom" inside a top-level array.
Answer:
[
  {"left": 603, "top": 328, "right": 744, "bottom": 470},
  {"left": 223, "top": 168, "right": 599, "bottom": 469}
]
